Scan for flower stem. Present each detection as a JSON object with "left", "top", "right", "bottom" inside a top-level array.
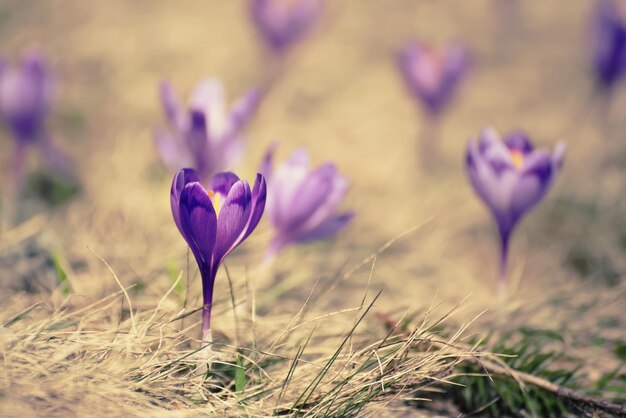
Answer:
[
  {"left": 197, "top": 265, "right": 216, "bottom": 371},
  {"left": 3, "top": 140, "right": 28, "bottom": 229},
  {"left": 498, "top": 231, "right": 510, "bottom": 306},
  {"left": 201, "top": 304, "right": 212, "bottom": 347},
  {"left": 201, "top": 268, "right": 215, "bottom": 344},
  {"left": 418, "top": 111, "right": 440, "bottom": 171}
]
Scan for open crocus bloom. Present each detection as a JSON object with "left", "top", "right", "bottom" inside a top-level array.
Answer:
[
  {"left": 592, "top": 0, "right": 626, "bottom": 88},
  {"left": 398, "top": 42, "right": 470, "bottom": 115},
  {"left": 249, "top": 0, "right": 322, "bottom": 54},
  {"left": 171, "top": 168, "right": 266, "bottom": 344},
  {"left": 466, "top": 128, "right": 565, "bottom": 286},
  {"left": 156, "top": 78, "right": 261, "bottom": 182},
  {"left": 262, "top": 146, "right": 354, "bottom": 258}
]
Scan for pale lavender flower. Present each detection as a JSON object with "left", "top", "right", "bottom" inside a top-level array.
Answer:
[
  {"left": 262, "top": 146, "right": 354, "bottom": 257},
  {"left": 466, "top": 128, "right": 565, "bottom": 292},
  {"left": 155, "top": 78, "right": 261, "bottom": 182}
]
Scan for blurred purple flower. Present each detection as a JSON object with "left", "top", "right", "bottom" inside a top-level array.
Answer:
[
  {"left": 171, "top": 168, "right": 266, "bottom": 344},
  {"left": 466, "top": 128, "right": 565, "bottom": 288},
  {"left": 156, "top": 78, "right": 261, "bottom": 182},
  {"left": 250, "top": 0, "right": 322, "bottom": 54},
  {"left": 262, "top": 146, "right": 354, "bottom": 257},
  {"left": 398, "top": 42, "right": 470, "bottom": 115},
  {"left": 0, "top": 50, "right": 70, "bottom": 189},
  {"left": 592, "top": 0, "right": 626, "bottom": 88}
]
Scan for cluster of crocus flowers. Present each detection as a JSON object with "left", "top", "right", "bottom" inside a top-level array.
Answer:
[
  {"left": 261, "top": 146, "right": 354, "bottom": 258},
  {"left": 466, "top": 128, "right": 565, "bottom": 298},
  {"left": 0, "top": 51, "right": 70, "bottom": 192},
  {"left": 591, "top": 0, "right": 626, "bottom": 90},
  {"left": 171, "top": 168, "right": 266, "bottom": 345},
  {"left": 397, "top": 42, "right": 470, "bottom": 117},
  {"left": 156, "top": 78, "right": 261, "bottom": 182},
  {"left": 249, "top": 0, "right": 322, "bottom": 55}
]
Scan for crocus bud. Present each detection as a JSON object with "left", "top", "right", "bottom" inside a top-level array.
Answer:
[
  {"left": 250, "top": 0, "right": 322, "bottom": 55},
  {"left": 0, "top": 51, "right": 51, "bottom": 143},
  {"left": 591, "top": 0, "right": 626, "bottom": 89},
  {"left": 0, "top": 50, "right": 71, "bottom": 195},
  {"left": 398, "top": 42, "right": 470, "bottom": 116}
]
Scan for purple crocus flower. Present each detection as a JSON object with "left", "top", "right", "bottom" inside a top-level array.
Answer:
[
  {"left": 171, "top": 168, "right": 266, "bottom": 345},
  {"left": 249, "top": 0, "right": 322, "bottom": 55},
  {"left": 0, "top": 51, "right": 70, "bottom": 189},
  {"left": 591, "top": 0, "right": 626, "bottom": 88},
  {"left": 262, "top": 146, "right": 354, "bottom": 258},
  {"left": 466, "top": 128, "right": 565, "bottom": 293},
  {"left": 398, "top": 42, "right": 470, "bottom": 116},
  {"left": 156, "top": 78, "right": 261, "bottom": 182}
]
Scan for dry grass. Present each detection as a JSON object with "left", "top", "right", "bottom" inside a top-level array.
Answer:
[{"left": 0, "top": 253, "right": 482, "bottom": 418}]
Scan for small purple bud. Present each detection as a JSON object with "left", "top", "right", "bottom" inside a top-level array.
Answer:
[
  {"left": 591, "top": 0, "right": 626, "bottom": 88},
  {"left": 0, "top": 50, "right": 71, "bottom": 193},
  {"left": 249, "top": 0, "right": 322, "bottom": 55},
  {"left": 398, "top": 42, "right": 470, "bottom": 115},
  {"left": 0, "top": 50, "right": 51, "bottom": 143}
]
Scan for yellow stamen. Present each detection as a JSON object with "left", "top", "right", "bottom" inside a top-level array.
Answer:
[
  {"left": 207, "top": 190, "right": 222, "bottom": 215},
  {"left": 510, "top": 150, "right": 524, "bottom": 171}
]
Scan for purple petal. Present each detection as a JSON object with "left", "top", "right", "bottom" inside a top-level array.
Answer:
[
  {"left": 179, "top": 182, "right": 218, "bottom": 267},
  {"left": 228, "top": 88, "right": 261, "bottom": 137},
  {"left": 299, "top": 212, "right": 354, "bottom": 242},
  {"left": 521, "top": 150, "right": 553, "bottom": 183},
  {"left": 171, "top": 168, "right": 201, "bottom": 237},
  {"left": 209, "top": 171, "right": 241, "bottom": 196},
  {"left": 259, "top": 141, "right": 279, "bottom": 180},
  {"left": 241, "top": 173, "right": 267, "bottom": 241},
  {"left": 593, "top": 0, "right": 626, "bottom": 86},
  {"left": 443, "top": 43, "right": 470, "bottom": 83},
  {"left": 0, "top": 53, "right": 51, "bottom": 142},
  {"left": 213, "top": 180, "right": 253, "bottom": 264},
  {"left": 269, "top": 148, "right": 310, "bottom": 225},
  {"left": 276, "top": 162, "right": 338, "bottom": 232},
  {"left": 503, "top": 130, "right": 534, "bottom": 154},
  {"left": 466, "top": 139, "right": 518, "bottom": 232},
  {"left": 155, "top": 129, "right": 193, "bottom": 171},
  {"left": 289, "top": 163, "right": 349, "bottom": 237},
  {"left": 250, "top": 0, "right": 321, "bottom": 52},
  {"left": 186, "top": 110, "right": 211, "bottom": 175},
  {"left": 190, "top": 78, "right": 228, "bottom": 139},
  {"left": 189, "top": 78, "right": 225, "bottom": 112},
  {"left": 478, "top": 128, "right": 516, "bottom": 174},
  {"left": 160, "top": 80, "right": 182, "bottom": 126}
]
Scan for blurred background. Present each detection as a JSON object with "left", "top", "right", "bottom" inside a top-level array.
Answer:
[{"left": 0, "top": 0, "right": 625, "bottom": 395}]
